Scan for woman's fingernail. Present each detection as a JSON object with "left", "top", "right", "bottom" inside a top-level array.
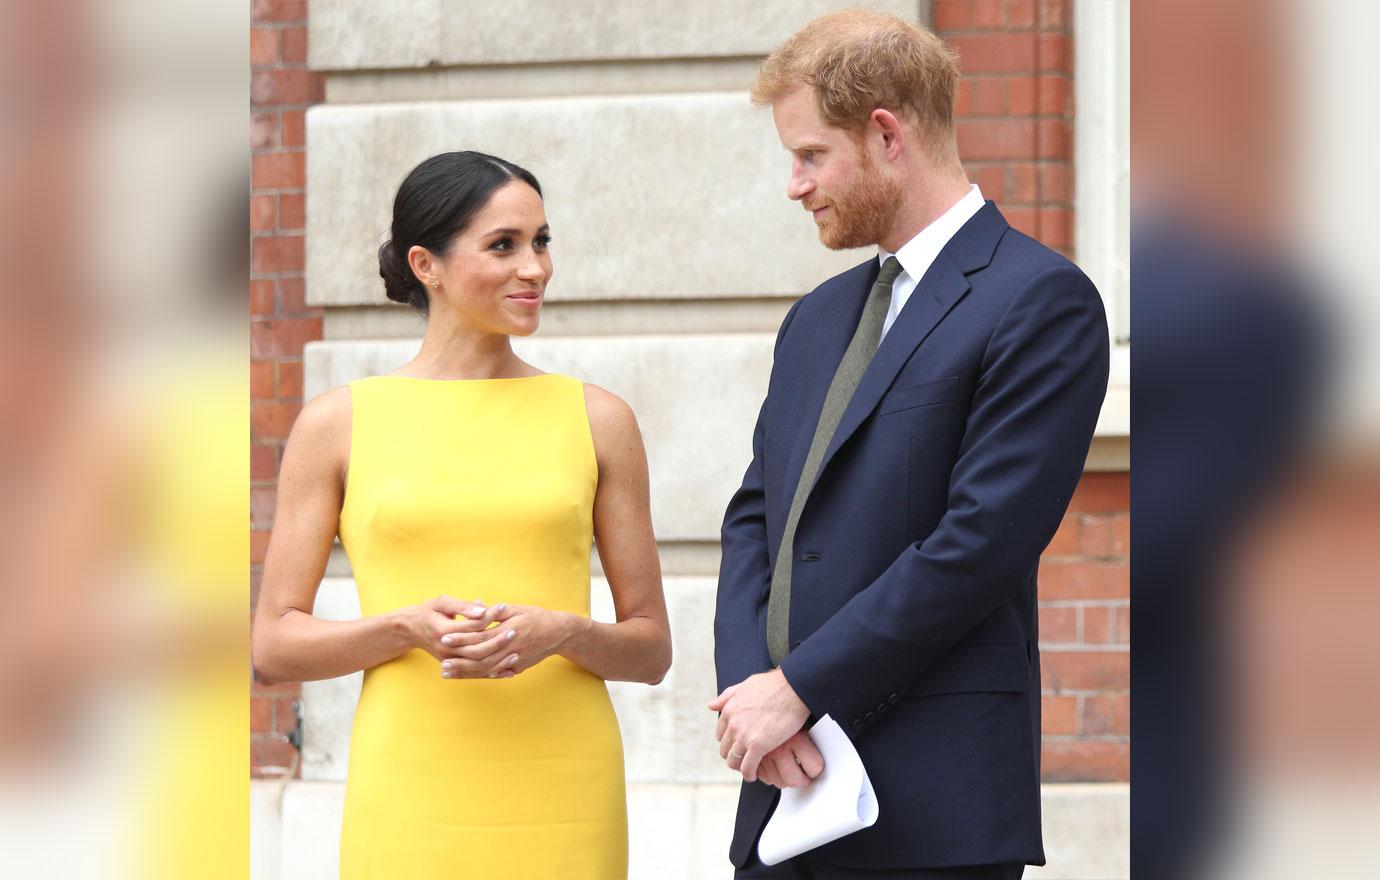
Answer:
[
  {"left": 505, "top": 630, "right": 516, "bottom": 640},
  {"left": 442, "top": 671, "right": 453, "bottom": 678},
  {"left": 507, "top": 654, "right": 519, "bottom": 665},
  {"left": 441, "top": 635, "right": 455, "bottom": 645},
  {"left": 442, "top": 660, "right": 454, "bottom": 670},
  {"left": 495, "top": 603, "right": 506, "bottom": 613}
]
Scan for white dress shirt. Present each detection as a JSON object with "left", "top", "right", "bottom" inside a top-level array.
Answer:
[{"left": 877, "top": 184, "right": 986, "bottom": 343}]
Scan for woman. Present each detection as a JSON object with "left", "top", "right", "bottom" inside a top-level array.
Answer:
[{"left": 251, "top": 151, "right": 671, "bottom": 878}]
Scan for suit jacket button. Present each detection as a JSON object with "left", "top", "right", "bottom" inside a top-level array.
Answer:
[
  {"left": 877, "top": 701, "right": 888, "bottom": 712},
  {"left": 888, "top": 693, "right": 899, "bottom": 704},
  {"left": 851, "top": 719, "right": 864, "bottom": 731},
  {"left": 864, "top": 711, "right": 875, "bottom": 722}
]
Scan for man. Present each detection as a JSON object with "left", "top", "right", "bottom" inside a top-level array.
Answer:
[{"left": 710, "top": 10, "right": 1110, "bottom": 878}]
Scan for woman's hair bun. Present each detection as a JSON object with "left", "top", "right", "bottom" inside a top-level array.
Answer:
[{"left": 378, "top": 239, "right": 423, "bottom": 307}]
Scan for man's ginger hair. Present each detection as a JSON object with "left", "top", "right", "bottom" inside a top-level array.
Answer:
[{"left": 752, "top": 9, "right": 961, "bottom": 152}]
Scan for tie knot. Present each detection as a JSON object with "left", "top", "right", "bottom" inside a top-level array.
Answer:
[{"left": 875, "top": 256, "right": 903, "bottom": 291}]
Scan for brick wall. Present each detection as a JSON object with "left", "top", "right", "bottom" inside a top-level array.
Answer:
[
  {"left": 936, "top": 0, "right": 1074, "bottom": 255},
  {"left": 250, "top": 0, "right": 324, "bottom": 778},
  {"left": 1040, "top": 473, "right": 1131, "bottom": 781}
]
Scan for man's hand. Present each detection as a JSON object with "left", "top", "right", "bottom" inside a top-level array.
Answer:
[
  {"left": 756, "top": 729, "right": 826, "bottom": 788},
  {"left": 707, "top": 668, "right": 810, "bottom": 783}
]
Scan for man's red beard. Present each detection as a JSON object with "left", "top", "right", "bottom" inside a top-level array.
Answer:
[{"left": 807, "top": 156, "right": 903, "bottom": 250}]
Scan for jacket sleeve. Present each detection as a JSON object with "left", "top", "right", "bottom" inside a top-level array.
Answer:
[
  {"left": 778, "top": 266, "right": 1110, "bottom": 737},
  {"left": 714, "top": 297, "right": 805, "bottom": 695}
]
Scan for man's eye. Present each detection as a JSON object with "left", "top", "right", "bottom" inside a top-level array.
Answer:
[{"left": 534, "top": 235, "right": 552, "bottom": 248}]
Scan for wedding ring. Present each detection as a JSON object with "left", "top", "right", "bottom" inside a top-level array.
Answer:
[{"left": 730, "top": 749, "right": 744, "bottom": 759}]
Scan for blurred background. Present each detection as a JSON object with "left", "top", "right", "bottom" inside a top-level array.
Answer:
[{"left": 3, "top": 0, "right": 1374, "bottom": 877}]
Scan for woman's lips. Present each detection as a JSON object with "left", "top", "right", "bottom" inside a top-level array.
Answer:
[{"left": 507, "top": 291, "right": 542, "bottom": 307}]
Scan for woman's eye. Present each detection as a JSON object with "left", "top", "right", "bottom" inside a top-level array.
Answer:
[{"left": 490, "top": 238, "right": 513, "bottom": 252}]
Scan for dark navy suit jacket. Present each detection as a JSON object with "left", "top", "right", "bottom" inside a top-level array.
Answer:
[{"left": 714, "top": 202, "right": 1109, "bottom": 870}]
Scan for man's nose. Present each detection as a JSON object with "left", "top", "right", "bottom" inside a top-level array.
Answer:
[{"left": 787, "top": 173, "right": 814, "bottom": 202}]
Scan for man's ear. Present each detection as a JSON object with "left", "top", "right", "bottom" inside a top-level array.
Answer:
[{"left": 869, "top": 108, "right": 905, "bottom": 162}]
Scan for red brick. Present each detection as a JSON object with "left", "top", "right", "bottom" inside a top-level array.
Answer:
[
  {"left": 252, "top": 152, "right": 305, "bottom": 189},
  {"left": 250, "top": 316, "right": 322, "bottom": 359},
  {"left": 1082, "top": 606, "right": 1114, "bottom": 644},
  {"left": 1038, "top": 75, "right": 1071, "bottom": 115},
  {"left": 250, "top": 737, "right": 298, "bottom": 776},
  {"left": 251, "top": 486, "right": 278, "bottom": 525},
  {"left": 250, "top": 28, "right": 279, "bottom": 67},
  {"left": 1069, "top": 473, "right": 1129, "bottom": 513},
  {"left": 1006, "top": 0, "right": 1038, "bottom": 29},
  {"left": 252, "top": 69, "right": 323, "bottom": 106},
  {"left": 1041, "top": 650, "right": 1128, "bottom": 690},
  {"left": 250, "top": 279, "right": 275, "bottom": 315},
  {"left": 1083, "top": 693, "right": 1130, "bottom": 736},
  {"left": 250, "top": 195, "right": 276, "bottom": 231},
  {"left": 281, "top": 110, "right": 306, "bottom": 147},
  {"left": 1044, "top": 515, "right": 1079, "bottom": 556},
  {"left": 278, "top": 193, "right": 305, "bottom": 229},
  {"left": 250, "top": 696, "right": 274, "bottom": 733},
  {"left": 1037, "top": 117, "right": 1070, "bottom": 158},
  {"left": 1003, "top": 207, "right": 1038, "bottom": 238},
  {"left": 251, "top": 360, "right": 275, "bottom": 399},
  {"left": 274, "top": 699, "right": 299, "bottom": 735},
  {"left": 1115, "top": 605, "right": 1130, "bottom": 643},
  {"left": 953, "top": 80, "right": 973, "bottom": 117},
  {"left": 252, "top": 235, "right": 305, "bottom": 274},
  {"left": 1039, "top": 207, "right": 1072, "bottom": 249},
  {"left": 251, "top": 528, "right": 271, "bottom": 564},
  {"left": 1081, "top": 514, "right": 1129, "bottom": 558},
  {"left": 1038, "top": 605, "right": 1077, "bottom": 643},
  {"left": 280, "top": 27, "right": 307, "bottom": 64},
  {"left": 1038, "top": 162, "right": 1072, "bottom": 203},
  {"left": 1114, "top": 516, "right": 1130, "bottom": 557},
  {"left": 251, "top": 111, "right": 278, "bottom": 150},
  {"left": 1007, "top": 75, "right": 1037, "bottom": 115},
  {"left": 1041, "top": 740, "right": 1127, "bottom": 782},
  {"left": 251, "top": 445, "right": 278, "bottom": 481},
  {"left": 1037, "top": 0, "right": 1068, "bottom": 30},
  {"left": 277, "top": 361, "right": 304, "bottom": 399},
  {"left": 932, "top": 0, "right": 970, "bottom": 30},
  {"left": 1038, "top": 33, "right": 1071, "bottom": 73},
  {"left": 252, "top": 0, "right": 307, "bottom": 24},
  {"left": 1008, "top": 162, "right": 1038, "bottom": 202},
  {"left": 278, "top": 277, "right": 308, "bottom": 313},
  {"left": 1040, "top": 560, "right": 1126, "bottom": 600},
  {"left": 967, "top": 165, "right": 1004, "bottom": 201},
  {"left": 1041, "top": 695, "right": 1078, "bottom": 734},
  {"left": 971, "top": 0, "right": 1005, "bottom": 29},
  {"left": 957, "top": 119, "right": 1036, "bottom": 159},
  {"left": 253, "top": 402, "right": 301, "bottom": 440},
  {"left": 971, "top": 79, "right": 1005, "bottom": 116},
  {"left": 947, "top": 34, "right": 1037, "bottom": 74}
]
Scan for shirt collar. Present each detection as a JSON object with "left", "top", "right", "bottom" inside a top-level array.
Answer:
[{"left": 878, "top": 184, "right": 986, "bottom": 277}]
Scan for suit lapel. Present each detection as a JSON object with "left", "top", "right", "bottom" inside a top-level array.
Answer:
[{"left": 809, "top": 202, "right": 1011, "bottom": 498}]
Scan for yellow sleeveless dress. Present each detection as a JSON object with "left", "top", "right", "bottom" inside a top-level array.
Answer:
[{"left": 337, "top": 374, "right": 628, "bottom": 879}]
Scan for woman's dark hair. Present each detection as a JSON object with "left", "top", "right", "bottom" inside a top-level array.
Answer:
[{"left": 378, "top": 151, "right": 543, "bottom": 315}]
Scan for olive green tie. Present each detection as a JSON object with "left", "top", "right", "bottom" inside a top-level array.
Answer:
[{"left": 767, "top": 257, "right": 903, "bottom": 665}]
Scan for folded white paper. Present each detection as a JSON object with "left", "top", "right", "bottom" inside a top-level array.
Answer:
[{"left": 757, "top": 714, "right": 879, "bottom": 865}]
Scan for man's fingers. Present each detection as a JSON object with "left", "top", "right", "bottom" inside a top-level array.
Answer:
[
  {"left": 740, "top": 746, "right": 765, "bottom": 783},
  {"left": 775, "top": 751, "right": 808, "bottom": 788},
  {"left": 707, "top": 684, "right": 738, "bottom": 712},
  {"left": 758, "top": 761, "right": 780, "bottom": 788},
  {"left": 715, "top": 711, "right": 728, "bottom": 743},
  {"left": 793, "top": 737, "right": 825, "bottom": 779},
  {"left": 727, "top": 744, "right": 744, "bottom": 772}
]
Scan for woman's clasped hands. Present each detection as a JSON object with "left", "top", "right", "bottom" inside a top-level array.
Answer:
[{"left": 405, "top": 595, "right": 584, "bottom": 680}]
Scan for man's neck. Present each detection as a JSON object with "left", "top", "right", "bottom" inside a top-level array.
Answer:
[{"left": 878, "top": 172, "right": 973, "bottom": 253}]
